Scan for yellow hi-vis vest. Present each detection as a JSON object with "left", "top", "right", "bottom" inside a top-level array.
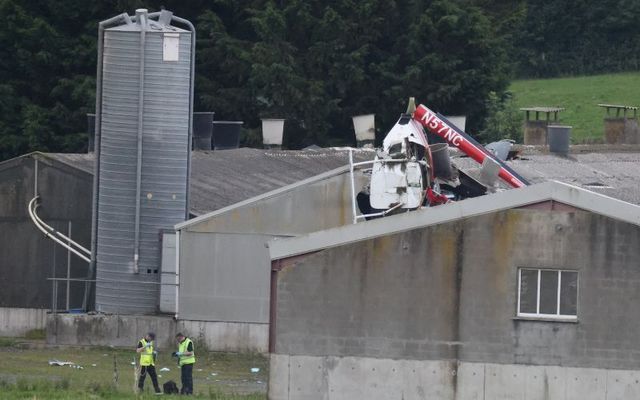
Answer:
[
  {"left": 178, "top": 338, "right": 195, "bottom": 366},
  {"left": 139, "top": 338, "right": 154, "bottom": 366}
]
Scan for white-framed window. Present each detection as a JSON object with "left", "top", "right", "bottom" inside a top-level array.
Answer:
[{"left": 517, "top": 268, "right": 578, "bottom": 320}]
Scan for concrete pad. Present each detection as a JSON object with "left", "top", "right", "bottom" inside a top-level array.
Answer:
[
  {"left": 269, "top": 353, "right": 290, "bottom": 400},
  {"left": 565, "top": 367, "right": 606, "bottom": 400},
  {"left": 484, "top": 363, "right": 526, "bottom": 400},
  {"left": 402, "top": 359, "right": 455, "bottom": 400},
  {"left": 524, "top": 365, "right": 566, "bottom": 400},
  {"left": 326, "top": 356, "right": 374, "bottom": 400},
  {"left": 326, "top": 356, "right": 410, "bottom": 400},
  {"left": 288, "top": 355, "right": 328, "bottom": 400},
  {"left": 605, "top": 369, "right": 640, "bottom": 400},
  {"left": 455, "top": 361, "right": 484, "bottom": 400}
]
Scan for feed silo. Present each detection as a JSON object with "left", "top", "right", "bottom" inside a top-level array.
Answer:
[{"left": 91, "top": 9, "right": 194, "bottom": 314}]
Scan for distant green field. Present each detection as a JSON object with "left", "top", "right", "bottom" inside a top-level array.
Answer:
[{"left": 510, "top": 72, "right": 640, "bottom": 142}]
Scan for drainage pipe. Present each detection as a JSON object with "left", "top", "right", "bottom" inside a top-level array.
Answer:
[
  {"left": 132, "top": 9, "right": 148, "bottom": 274},
  {"left": 169, "top": 13, "right": 196, "bottom": 220},
  {"left": 349, "top": 149, "right": 358, "bottom": 224}
]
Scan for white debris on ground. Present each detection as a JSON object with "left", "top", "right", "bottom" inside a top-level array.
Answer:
[
  {"left": 48, "top": 360, "right": 74, "bottom": 366},
  {"left": 250, "top": 368, "right": 260, "bottom": 373},
  {"left": 159, "top": 367, "right": 170, "bottom": 372}
]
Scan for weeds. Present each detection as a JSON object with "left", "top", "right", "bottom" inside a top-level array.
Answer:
[
  {"left": 208, "top": 387, "right": 264, "bottom": 400},
  {"left": 24, "top": 328, "right": 46, "bottom": 340}
]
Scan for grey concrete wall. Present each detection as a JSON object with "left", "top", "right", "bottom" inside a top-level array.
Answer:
[
  {"left": 0, "top": 156, "right": 92, "bottom": 309},
  {"left": 273, "top": 208, "right": 640, "bottom": 370},
  {"left": 269, "top": 354, "right": 640, "bottom": 400},
  {"left": 179, "top": 232, "right": 276, "bottom": 323},
  {"left": 46, "top": 314, "right": 267, "bottom": 352},
  {"left": 178, "top": 170, "right": 368, "bottom": 324},
  {"left": 186, "top": 170, "right": 367, "bottom": 235},
  {"left": 179, "top": 319, "right": 268, "bottom": 353},
  {"left": 0, "top": 307, "right": 47, "bottom": 336}
]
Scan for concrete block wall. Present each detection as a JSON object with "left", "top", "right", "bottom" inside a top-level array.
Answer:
[
  {"left": 269, "top": 355, "right": 640, "bottom": 400},
  {"left": 47, "top": 314, "right": 176, "bottom": 349},
  {"left": 0, "top": 307, "right": 47, "bottom": 336},
  {"left": 273, "top": 209, "right": 640, "bottom": 370},
  {"left": 46, "top": 313, "right": 268, "bottom": 352},
  {"left": 179, "top": 320, "right": 268, "bottom": 353}
]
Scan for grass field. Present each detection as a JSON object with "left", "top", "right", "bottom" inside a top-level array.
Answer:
[
  {"left": 0, "top": 337, "right": 267, "bottom": 399},
  {"left": 510, "top": 71, "right": 640, "bottom": 142}
]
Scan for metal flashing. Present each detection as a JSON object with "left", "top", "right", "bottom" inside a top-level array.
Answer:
[{"left": 268, "top": 181, "right": 640, "bottom": 261}]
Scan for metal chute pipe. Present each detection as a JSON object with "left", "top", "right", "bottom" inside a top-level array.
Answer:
[
  {"left": 28, "top": 198, "right": 90, "bottom": 263},
  {"left": 30, "top": 200, "right": 90, "bottom": 257}
]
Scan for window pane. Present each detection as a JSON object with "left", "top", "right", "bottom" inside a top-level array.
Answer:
[
  {"left": 540, "top": 270, "right": 559, "bottom": 314},
  {"left": 560, "top": 271, "right": 578, "bottom": 315},
  {"left": 519, "top": 269, "right": 538, "bottom": 314}
]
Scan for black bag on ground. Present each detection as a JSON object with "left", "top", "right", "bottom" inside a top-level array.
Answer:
[{"left": 163, "top": 380, "right": 179, "bottom": 394}]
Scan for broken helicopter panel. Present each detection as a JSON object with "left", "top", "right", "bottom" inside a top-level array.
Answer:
[{"left": 353, "top": 101, "right": 529, "bottom": 221}]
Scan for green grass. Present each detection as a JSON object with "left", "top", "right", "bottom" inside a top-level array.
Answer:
[
  {"left": 24, "top": 329, "right": 46, "bottom": 340},
  {"left": 510, "top": 71, "right": 640, "bottom": 142},
  {"left": 0, "top": 340, "right": 267, "bottom": 399}
]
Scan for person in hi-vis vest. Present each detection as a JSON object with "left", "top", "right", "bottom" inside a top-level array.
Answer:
[
  {"left": 136, "top": 332, "right": 162, "bottom": 395},
  {"left": 172, "top": 332, "right": 196, "bottom": 395}
]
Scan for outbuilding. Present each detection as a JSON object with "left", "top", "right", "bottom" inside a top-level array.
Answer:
[{"left": 268, "top": 181, "right": 640, "bottom": 400}]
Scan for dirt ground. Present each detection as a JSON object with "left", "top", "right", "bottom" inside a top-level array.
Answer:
[{"left": 0, "top": 337, "right": 267, "bottom": 399}]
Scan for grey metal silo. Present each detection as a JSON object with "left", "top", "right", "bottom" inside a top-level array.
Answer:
[{"left": 91, "top": 9, "right": 195, "bottom": 314}]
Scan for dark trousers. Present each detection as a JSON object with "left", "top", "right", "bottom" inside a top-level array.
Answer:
[
  {"left": 139, "top": 365, "right": 161, "bottom": 393},
  {"left": 180, "top": 363, "right": 194, "bottom": 395}
]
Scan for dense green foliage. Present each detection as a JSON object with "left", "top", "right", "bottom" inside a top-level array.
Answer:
[
  {"left": 477, "top": 91, "right": 522, "bottom": 143},
  {"left": 512, "top": 1, "right": 640, "bottom": 78},
  {"left": 0, "top": 0, "right": 638, "bottom": 160},
  {"left": 0, "top": 0, "right": 510, "bottom": 159}
]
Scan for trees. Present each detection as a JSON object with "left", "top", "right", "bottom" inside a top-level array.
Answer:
[
  {"left": 0, "top": 0, "right": 517, "bottom": 160},
  {"left": 235, "top": 0, "right": 510, "bottom": 146},
  {"left": 513, "top": 0, "right": 640, "bottom": 77}
]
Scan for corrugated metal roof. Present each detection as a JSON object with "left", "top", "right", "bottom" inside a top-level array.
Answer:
[
  {"left": 452, "top": 150, "right": 640, "bottom": 205},
  {"left": 40, "top": 148, "right": 376, "bottom": 215},
  {"left": 7, "top": 145, "right": 640, "bottom": 216}
]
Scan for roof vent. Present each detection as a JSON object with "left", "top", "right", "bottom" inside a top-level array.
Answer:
[
  {"left": 352, "top": 114, "right": 375, "bottom": 148},
  {"left": 192, "top": 112, "right": 214, "bottom": 151},
  {"left": 87, "top": 113, "right": 96, "bottom": 153},
  {"left": 262, "top": 118, "right": 285, "bottom": 149},
  {"left": 212, "top": 121, "right": 243, "bottom": 150}
]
